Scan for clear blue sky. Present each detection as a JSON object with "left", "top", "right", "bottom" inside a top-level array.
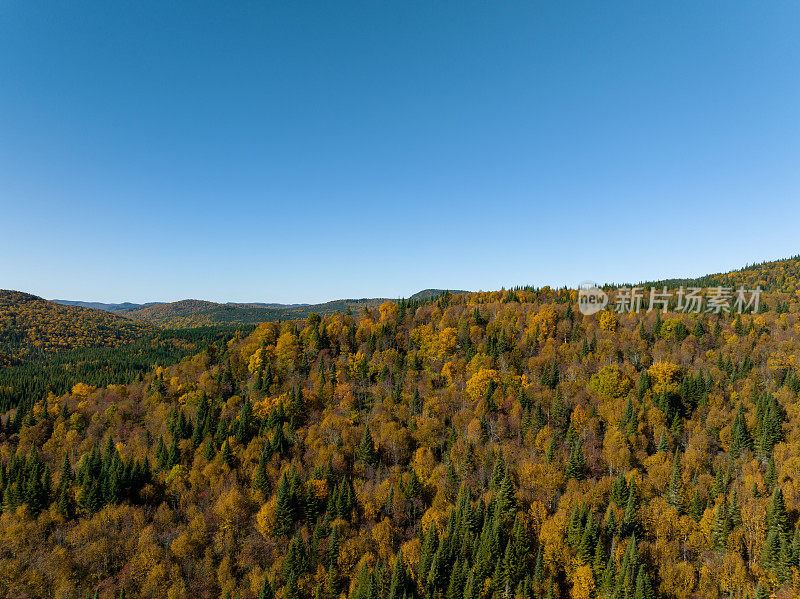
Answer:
[{"left": 2, "top": 1, "right": 799, "bottom": 303}]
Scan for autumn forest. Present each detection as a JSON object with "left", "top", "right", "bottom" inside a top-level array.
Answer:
[{"left": 1, "top": 258, "right": 800, "bottom": 599}]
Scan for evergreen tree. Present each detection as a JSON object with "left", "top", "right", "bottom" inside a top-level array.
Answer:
[
  {"left": 767, "top": 486, "right": 789, "bottom": 538},
  {"left": 657, "top": 428, "right": 669, "bottom": 453},
  {"left": 167, "top": 435, "right": 180, "bottom": 469},
  {"left": 275, "top": 471, "right": 295, "bottom": 535},
  {"left": 565, "top": 440, "right": 587, "bottom": 481},
  {"left": 634, "top": 567, "right": 654, "bottom": 599},
  {"left": 258, "top": 574, "right": 273, "bottom": 599},
  {"left": 666, "top": 448, "right": 683, "bottom": 511},
  {"left": 730, "top": 402, "right": 753, "bottom": 458},
  {"left": 252, "top": 447, "right": 270, "bottom": 496},
  {"left": 623, "top": 477, "right": 640, "bottom": 536},
  {"left": 220, "top": 439, "right": 234, "bottom": 468},
  {"left": 357, "top": 423, "right": 379, "bottom": 468},
  {"left": 388, "top": 551, "right": 408, "bottom": 599}
]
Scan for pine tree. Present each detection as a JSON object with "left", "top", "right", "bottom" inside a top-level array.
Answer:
[
  {"left": 657, "top": 428, "right": 669, "bottom": 453},
  {"left": 258, "top": 574, "right": 273, "bottom": 599},
  {"left": 494, "top": 469, "right": 516, "bottom": 522},
  {"left": 220, "top": 439, "right": 234, "bottom": 468},
  {"left": 713, "top": 499, "right": 730, "bottom": 550},
  {"left": 634, "top": 567, "right": 654, "bottom": 599},
  {"left": 765, "top": 454, "right": 777, "bottom": 490},
  {"left": 620, "top": 398, "right": 637, "bottom": 434},
  {"left": 357, "top": 423, "right": 379, "bottom": 468},
  {"left": 763, "top": 528, "right": 781, "bottom": 566},
  {"left": 235, "top": 399, "right": 253, "bottom": 444},
  {"left": 754, "top": 582, "right": 769, "bottom": 599},
  {"left": 274, "top": 471, "right": 295, "bottom": 535},
  {"left": 577, "top": 510, "right": 597, "bottom": 563},
  {"left": 623, "top": 477, "right": 640, "bottom": 536},
  {"left": 666, "top": 448, "right": 683, "bottom": 511},
  {"left": 388, "top": 551, "right": 407, "bottom": 599},
  {"left": 730, "top": 402, "right": 752, "bottom": 458},
  {"left": 203, "top": 439, "right": 216, "bottom": 461},
  {"left": 692, "top": 319, "right": 705, "bottom": 337},
  {"left": 325, "top": 564, "right": 340, "bottom": 599},
  {"left": 252, "top": 447, "right": 270, "bottom": 496},
  {"left": 612, "top": 473, "right": 629, "bottom": 507},
  {"left": 565, "top": 440, "right": 587, "bottom": 481},
  {"left": 167, "top": 435, "right": 180, "bottom": 469},
  {"left": 284, "top": 533, "right": 308, "bottom": 579},
  {"left": 767, "top": 486, "right": 789, "bottom": 537}
]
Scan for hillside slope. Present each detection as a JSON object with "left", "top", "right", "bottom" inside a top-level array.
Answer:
[
  {"left": 644, "top": 254, "right": 800, "bottom": 292},
  {"left": 1, "top": 282, "right": 800, "bottom": 598},
  {"left": 120, "top": 297, "right": 400, "bottom": 328},
  {"left": 0, "top": 290, "right": 154, "bottom": 362},
  {"left": 51, "top": 300, "right": 152, "bottom": 312},
  {"left": 52, "top": 290, "right": 470, "bottom": 329}
]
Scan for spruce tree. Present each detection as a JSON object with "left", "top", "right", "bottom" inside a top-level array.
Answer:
[
  {"left": 274, "top": 471, "right": 295, "bottom": 535},
  {"left": 565, "top": 440, "right": 587, "bottom": 481},
  {"left": 666, "top": 448, "right": 683, "bottom": 511},
  {"left": 730, "top": 402, "right": 752, "bottom": 458},
  {"left": 220, "top": 439, "right": 234, "bottom": 468},
  {"left": 258, "top": 573, "right": 273, "bottom": 599},
  {"left": 623, "top": 477, "right": 640, "bottom": 536},
  {"left": 252, "top": 448, "right": 270, "bottom": 496},
  {"left": 357, "top": 423, "right": 379, "bottom": 468},
  {"left": 767, "top": 486, "right": 789, "bottom": 537},
  {"left": 388, "top": 551, "right": 407, "bottom": 599},
  {"left": 167, "top": 435, "right": 180, "bottom": 469}
]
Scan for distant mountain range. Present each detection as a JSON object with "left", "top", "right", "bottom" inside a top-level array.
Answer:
[
  {"left": 51, "top": 289, "right": 470, "bottom": 328},
  {"left": 52, "top": 300, "right": 160, "bottom": 312},
  {"left": 4, "top": 252, "right": 800, "bottom": 363}
]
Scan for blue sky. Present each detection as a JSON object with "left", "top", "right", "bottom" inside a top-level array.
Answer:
[{"left": 2, "top": 1, "right": 799, "bottom": 303}]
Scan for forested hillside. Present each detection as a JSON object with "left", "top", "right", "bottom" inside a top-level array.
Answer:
[
  {"left": 0, "top": 326, "right": 252, "bottom": 413},
  {"left": 51, "top": 291, "right": 467, "bottom": 329},
  {"left": 645, "top": 255, "right": 800, "bottom": 293},
  {"left": 2, "top": 287, "right": 800, "bottom": 599},
  {"left": 0, "top": 291, "right": 253, "bottom": 412},
  {"left": 121, "top": 298, "right": 397, "bottom": 328},
  {"left": 0, "top": 291, "right": 154, "bottom": 363}
]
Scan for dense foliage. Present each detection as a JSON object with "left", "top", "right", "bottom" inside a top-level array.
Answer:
[
  {"left": 0, "top": 291, "right": 153, "bottom": 362},
  {"left": 118, "top": 291, "right": 463, "bottom": 329},
  {"left": 122, "top": 300, "right": 393, "bottom": 329},
  {"left": 646, "top": 255, "right": 800, "bottom": 293},
  {"left": 2, "top": 286, "right": 800, "bottom": 599},
  {"left": 0, "top": 326, "right": 253, "bottom": 412}
]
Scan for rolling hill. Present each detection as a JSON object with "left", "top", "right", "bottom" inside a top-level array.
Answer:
[
  {"left": 0, "top": 291, "right": 255, "bottom": 410},
  {"left": 51, "top": 290, "right": 470, "bottom": 329},
  {"left": 117, "top": 297, "right": 392, "bottom": 328},
  {"left": 52, "top": 299, "right": 160, "bottom": 312},
  {"left": 4, "top": 264, "right": 800, "bottom": 598},
  {"left": 642, "top": 254, "right": 800, "bottom": 293},
  {"left": 0, "top": 290, "right": 155, "bottom": 362}
]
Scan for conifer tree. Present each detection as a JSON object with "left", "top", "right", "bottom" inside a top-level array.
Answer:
[
  {"left": 220, "top": 439, "right": 234, "bottom": 468},
  {"left": 657, "top": 428, "right": 669, "bottom": 453},
  {"left": 275, "top": 471, "right": 295, "bottom": 535},
  {"left": 252, "top": 447, "right": 270, "bottom": 496},
  {"left": 167, "top": 435, "right": 180, "bottom": 469},
  {"left": 623, "top": 477, "right": 640, "bottom": 536},
  {"left": 767, "top": 486, "right": 789, "bottom": 538},
  {"left": 666, "top": 448, "right": 683, "bottom": 511},
  {"left": 357, "top": 423, "right": 379, "bottom": 468},
  {"left": 730, "top": 402, "right": 753, "bottom": 458},
  {"left": 258, "top": 573, "right": 273, "bottom": 599},
  {"left": 566, "top": 440, "right": 587, "bottom": 481},
  {"left": 388, "top": 551, "right": 407, "bottom": 599}
]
